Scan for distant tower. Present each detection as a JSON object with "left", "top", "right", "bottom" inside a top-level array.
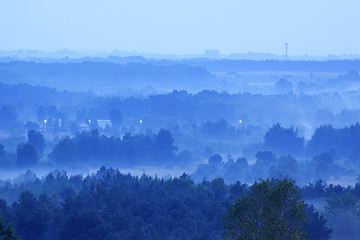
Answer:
[{"left": 285, "top": 43, "right": 288, "bottom": 61}]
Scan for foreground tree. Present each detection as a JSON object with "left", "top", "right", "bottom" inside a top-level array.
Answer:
[
  {"left": 224, "top": 178, "right": 308, "bottom": 240},
  {"left": 0, "top": 217, "right": 21, "bottom": 240}
]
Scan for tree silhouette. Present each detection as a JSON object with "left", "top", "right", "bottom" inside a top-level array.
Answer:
[
  {"left": 153, "top": 129, "right": 177, "bottom": 163},
  {"left": 109, "top": 109, "right": 123, "bottom": 127},
  {"left": 12, "top": 191, "right": 50, "bottom": 240},
  {"left": 304, "top": 205, "right": 332, "bottom": 240},
  {"left": 264, "top": 123, "right": 304, "bottom": 155},
  {"left": 49, "top": 137, "right": 76, "bottom": 166},
  {"left": 0, "top": 144, "right": 6, "bottom": 162},
  {"left": 16, "top": 144, "right": 39, "bottom": 167},
  {"left": 27, "top": 130, "right": 45, "bottom": 157}
]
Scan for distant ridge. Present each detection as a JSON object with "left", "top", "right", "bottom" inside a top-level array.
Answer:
[{"left": 0, "top": 49, "right": 359, "bottom": 61}]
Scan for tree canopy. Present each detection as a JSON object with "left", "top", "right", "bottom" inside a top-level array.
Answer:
[
  {"left": 0, "top": 217, "right": 20, "bottom": 240},
  {"left": 224, "top": 178, "right": 308, "bottom": 240}
]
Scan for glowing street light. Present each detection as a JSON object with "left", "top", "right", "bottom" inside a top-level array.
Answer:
[
  {"left": 239, "top": 120, "right": 242, "bottom": 124},
  {"left": 43, "top": 119, "right": 47, "bottom": 124},
  {"left": 139, "top": 120, "right": 143, "bottom": 124}
]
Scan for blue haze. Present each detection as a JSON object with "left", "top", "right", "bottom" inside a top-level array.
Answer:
[{"left": 0, "top": 0, "right": 359, "bottom": 56}]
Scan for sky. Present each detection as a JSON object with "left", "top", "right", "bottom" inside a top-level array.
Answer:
[{"left": 1, "top": 0, "right": 359, "bottom": 56}]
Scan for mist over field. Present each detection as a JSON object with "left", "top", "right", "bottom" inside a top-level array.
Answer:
[
  {"left": 0, "top": 56, "right": 359, "bottom": 239},
  {"left": 1, "top": 0, "right": 360, "bottom": 239}
]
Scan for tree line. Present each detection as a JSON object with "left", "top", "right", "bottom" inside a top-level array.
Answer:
[{"left": 0, "top": 168, "right": 338, "bottom": 240}]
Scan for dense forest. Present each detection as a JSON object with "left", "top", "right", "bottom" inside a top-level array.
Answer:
[{"left": 1, "top": 168, "right": 353, "bottom": 240}]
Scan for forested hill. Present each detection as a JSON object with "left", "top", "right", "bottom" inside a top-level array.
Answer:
[
  {"left": 0, "top": 61, "right": 216, "bottom": 92},
  {"left": 0, "top": 81, "right": 89, "bottom": 105}
]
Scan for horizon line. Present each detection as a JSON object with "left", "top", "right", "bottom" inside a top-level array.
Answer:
[{"left": 0, "top": 49, "right": 360, "bottom": 61}]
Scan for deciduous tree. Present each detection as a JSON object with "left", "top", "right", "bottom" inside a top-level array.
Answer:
[{"left": 224, "top": 178, "right": 308, "bottom": 240}]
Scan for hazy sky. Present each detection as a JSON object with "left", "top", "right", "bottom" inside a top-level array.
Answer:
[{"left": 1, "top": 0, "right": 359, "bottom": 55}]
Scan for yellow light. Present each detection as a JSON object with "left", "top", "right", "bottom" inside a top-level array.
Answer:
[
  {"left": 140, "top": 120, "right": 143, "bottom": 124},
  {"left": 88, "top": 120, "right": 91, "bottom": 123},
  {"left": 239, "top": 120, "right": 242, "bottom": 124},
  {"left": 44, "top": 119, "right": 47, "bottom": 124}
]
